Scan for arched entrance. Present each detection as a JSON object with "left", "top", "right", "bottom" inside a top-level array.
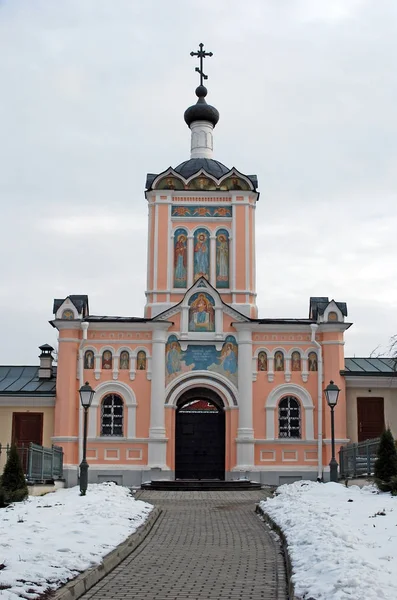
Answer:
[{"left": 175, "top": 387, "right": 225, "bottom": 480}]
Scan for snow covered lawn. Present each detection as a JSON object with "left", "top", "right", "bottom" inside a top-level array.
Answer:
[
  {"left": 0, "top": 483, "right": 152, "bottom": 599},
  {"left": 260, "top": 481, "right": 397, "bottom": 600}
]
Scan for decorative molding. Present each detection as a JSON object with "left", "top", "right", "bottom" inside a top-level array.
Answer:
[
  {"left": 265, "top": 384, "right": 315, "bottom": 441},
  {"left": 0, "top": 397, "right": 55, "bottom": 407}
]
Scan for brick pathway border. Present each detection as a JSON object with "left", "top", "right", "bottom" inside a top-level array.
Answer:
[{"left": 53, "top": 507, "right": 162, "bottom": 600}]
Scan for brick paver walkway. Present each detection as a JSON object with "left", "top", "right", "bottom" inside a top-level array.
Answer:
[{"left": 83, "top": 490, "right": 288, "bottom": 600}]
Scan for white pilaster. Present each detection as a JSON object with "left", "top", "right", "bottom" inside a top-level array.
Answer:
[
  {"left": 235, "top": 328, "right": 254, "bottom": 470},
  {"left": 187, "top": 234, "right": 194, "bottom": 288},
  {"left": 210, "top": 233, "right": 216, "bottom": 286},
  {"left": 148, "top": 328, "right": 168, "bottom": 469}
]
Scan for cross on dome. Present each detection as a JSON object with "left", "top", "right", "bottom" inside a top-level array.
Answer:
[{"left": 190, "top": 43, "right": 213, "bottom": 87}]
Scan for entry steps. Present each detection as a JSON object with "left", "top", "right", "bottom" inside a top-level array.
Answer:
[{"left": 141, "top": 479, "right": 262, "bottom": 491}]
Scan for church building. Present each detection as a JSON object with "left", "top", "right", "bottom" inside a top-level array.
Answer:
[{"left": 50, "top": 46, "right": 352, "bottom": 488}]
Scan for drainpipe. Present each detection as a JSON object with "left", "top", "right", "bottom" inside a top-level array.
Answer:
[
  {"left": 310, "top": 324, "right": 323, "bottom": 481},
  {"left": 78, "top": 322, "right": 89, "bottom": 464}
]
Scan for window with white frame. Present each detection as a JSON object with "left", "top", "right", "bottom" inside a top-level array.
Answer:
[
  {"left": 101, "top": 394, "right": 124, "bottom": 436},
  {"left": 278, "top": 396, "right": 301, "bottom": 438}
]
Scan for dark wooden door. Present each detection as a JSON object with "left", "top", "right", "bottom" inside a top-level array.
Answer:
[
  {"left": 175, "top": 401, "right": 225, "bottom": 480},
  {"left": 12, "top": 413, "right": 43, "bottom": 446},
  {"left": 357, "top": 398, "right": 384, "bottom": 442}
]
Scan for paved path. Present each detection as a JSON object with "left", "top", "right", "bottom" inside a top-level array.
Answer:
[{"left": 83, "top": 490, "right": 288, "bottom": 600}]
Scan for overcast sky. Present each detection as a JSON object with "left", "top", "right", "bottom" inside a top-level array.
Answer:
[{"left": 1, "top": 0, "right": 396, "bottom": 364}]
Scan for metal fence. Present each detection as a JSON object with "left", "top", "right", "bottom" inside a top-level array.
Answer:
[
  {"left": 339, "top": 437, "right": 380, "bottom": 479},
  {"left": 0, "top": 443, "right": 63, "bottom": 483}
]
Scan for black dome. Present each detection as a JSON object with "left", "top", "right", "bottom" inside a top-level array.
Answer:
[
  {"left": 184, "top": 86, "right": 219, "bottom": 128},
  {"left": 175, "top": 158, "right": 230, "bottom": 180}
]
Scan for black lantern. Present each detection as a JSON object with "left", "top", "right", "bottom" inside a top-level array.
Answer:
[
  {"left": 324, "top": 380, "right": 341, "bottom": 483},
  {"left": 78, "top": 382, "right": 95, "bottom": 495}
]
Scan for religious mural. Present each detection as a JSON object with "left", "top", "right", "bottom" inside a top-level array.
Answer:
[
  {"left": 173, "top": 228, "right": 188, "bottom": 288},
  {"left": 187, "top": 176, "right": 217, "bottom": 191},
  {"left": 165, "top": 335, "right": 238, "bottom": 386},
  {"left": 308, "top": 352, "right": 318, "bottom": 372},
  {"left": 172, "top": 206, "right": 232, "bottom": 218},
  {"left": 188, "top": 292, "right": 215, "bottom": 332},
  {"left": 156, "top": 176, "right": 185, "bottom": 190},
  {"left": 274, "top": 351, "right": 284, "bottom": 372},
  {"left": 119, "top": 351, "right": 129, "bottom": 370},
  {"left": 193, "top": 229, "right": 210, "bottom": 281},
  {"left": 216, "top": 229, "right": 229, "bottom": 288},
  {"left": 84, "top": 350, "right": 94, "bottom": 370},
  {"left": 137, "top": 351, "right": 147, "bottom": 370},
  {"left": 102, "top": 350, "right": 112, "bottom": 370},
  {"left": 257, "top": 351, "right": 267, "bottom": 372},
  {"left": 291, "top": 351, "right": 301, "bottom": 372},
  {"left": 219, "top": 176, "right": 250, "bottom": 191}
]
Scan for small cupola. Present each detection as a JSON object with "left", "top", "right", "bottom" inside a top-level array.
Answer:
[
  {"left": 183, "top": 44, "right": 219, "bottom": 160},
  {"left": 38, "top": 344, "right": 54, "bottom": 379}
]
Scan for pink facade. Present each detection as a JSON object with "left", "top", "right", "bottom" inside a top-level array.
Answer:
[{"left": 51, "top": 79, "right": 350, "bottom": 487}]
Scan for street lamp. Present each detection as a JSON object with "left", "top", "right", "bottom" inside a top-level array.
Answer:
[
  {"left": 79, "top": 382, "right": 95, "bottom": 496},
  {"left": 324, "top": 380, "right": 341, "bottom": 483}
]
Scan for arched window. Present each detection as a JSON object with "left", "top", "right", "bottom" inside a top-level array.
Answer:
[
  {"left": 274, "top": 351, "right": 284, "bottom": 372},
  {"left": 257, "top": 351, "right": 267, "bottom": 371},
  {"left": 137, "top": 350, "right": 147, "bottom": 370},
  {"left": 279, "top": 396, "right": 301, "bottom": 438},
  {"left": 101, "top": 394, "right": 124, "bottom": 436},
  {"left": 291, "top": 351, "right": 301, "bottom": 372},
  {"left": 119, "top": 351, "right": 129, "bottom": 370},
  {"left": 308, "top": 352, "right": 318, "bottom": 372},
  {"left": 84, "top": 350, "right": 94, "bottom": 370},
  {"left": 328, "top": 311, "right": 338, "bottom": 322},
  {"left": 102, "top": 350, "right": 113, "bottom": 370}
]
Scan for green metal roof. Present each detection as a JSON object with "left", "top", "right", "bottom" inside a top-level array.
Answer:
[
  {"left": 0, "top": 366, "right": 56, "bottom": 395},
  {"left": 343, "top": 358, "right": 397, "bottom": 376}
]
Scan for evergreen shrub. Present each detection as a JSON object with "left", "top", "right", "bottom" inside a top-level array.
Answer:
[
  {"left": 0, "top": 444, "right": 28, "bottom": 505},
  {"left": 374, "top": 428, "right": 397, "bottom": 493}
]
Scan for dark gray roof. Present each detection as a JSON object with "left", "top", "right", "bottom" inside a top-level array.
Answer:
[
  {"left": 53, "top": 295, "right": 89, "bottom": 315},
  {"left": 252, "top": 318, "right": 314, "bottom": 325},
  {"left": 309, "top": 297, "right": 348, "bottom": 319},
  {"left": 343, "top": 358, "right": 397, "bottom": 376},
  {"left": 0, "top": 366, "right": 56, "bottom": 396},
  {"left": 85, "top": 316, "right": 152, "bottom": 323},
  {"left": 175, "top": 158, "right": 230, "bottom": 180}
]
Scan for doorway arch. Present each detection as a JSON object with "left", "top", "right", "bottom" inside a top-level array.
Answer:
[{"left": 175, "top": 387, "right": 225, "bottom": 480}]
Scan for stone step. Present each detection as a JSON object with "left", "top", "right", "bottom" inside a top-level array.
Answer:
[{"left": 141, "top": 479, "right": 262, "bottom": 491}]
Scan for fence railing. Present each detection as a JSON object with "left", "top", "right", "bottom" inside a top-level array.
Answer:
[
  {"left": 339, "top": 437, "right": 380, "bottom": 479},
  {"left": 0, "top": 443, "right": 64, "bottom": 483}
]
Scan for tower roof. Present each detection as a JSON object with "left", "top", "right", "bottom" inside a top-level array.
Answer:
[
  {"left": 184, "top": 85, "right": 219, "bottom": 128},
  {"left": 174, "top": 158, "right": 229, "bottom": 179}
]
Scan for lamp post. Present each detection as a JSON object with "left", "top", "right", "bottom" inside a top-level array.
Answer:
[
  {"left": 324, "top": 380, "right": 341, "bottom": 483},
  {"left": 79, "top": 382, "right": 95, "bottom": 496}
]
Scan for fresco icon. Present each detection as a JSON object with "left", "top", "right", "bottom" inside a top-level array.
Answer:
[
  {"left": 174, "top": 228, "right": 188, "bottom": 288},
  {"left": 216, "top": 229, "right": 229, "bottom": 288},
  {"left": 194, "top": 229, "right": 210, "bottom": 281},
  {"left": 188, "top": 292, "right": 215, "bottom": 332}
]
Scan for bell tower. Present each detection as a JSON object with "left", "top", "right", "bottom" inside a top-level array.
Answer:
[{"left": 144, "top": 44, "right": 259, "bottom": 319}]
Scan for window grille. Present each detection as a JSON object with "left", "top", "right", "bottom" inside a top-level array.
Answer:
[
  {"left": 101, "top": 394, "right": 124, "bottom": 436},
  {"left": 278, "top": 396, "right": 301, "bottom": 438}
]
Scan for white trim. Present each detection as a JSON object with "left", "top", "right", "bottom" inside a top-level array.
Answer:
[
  {"left": 265, "top": 384, "right": 314, "bottom": 441},
  {"left": 304, "top": 450, "right": 318, "bottom": 462},
  {"left": 0, "top": 397, "right": 55, "bottom": 407},
  {"left": 51, "top": 436, "right": 78, "bottom": 442},
  {"left": 90, "top": 381, "right": 137, "bottom": 439},
  {"left": 58, "top": 337, "right": 81, "bottom": 343},
  {"left": 153, "top": 202, "right": 159, "bottom": 290},
  {"left": 126, "top": 448, "right": 143, "bottom": 461},
  {"left": 321, "top": 341, "right": 345, "bottom": 346},
  {"left": 165, "top": 371, "right": 238, "bottom": 409},
  {"left": 282, "top": 450, "right": 298, "bottom": 462},
  {"left": 254, "top": 439, "right": 318, "bottom": 445},
  {"left": 104, "top": 448, "right": 120, "bottom": 461},
  {"left": 245, "top": 204, "right": 249, "bottom": 292},
  {"left": 87, "top": 448, "right": 98, "bottom": 460},
  {"left": 260, "top": 450, "right": 275, "bottom": 462},
  {"left": 345, "top": 376, "right": 397, "bottom": 388}
]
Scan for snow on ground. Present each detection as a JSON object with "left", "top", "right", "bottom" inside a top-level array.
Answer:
[
  {"left": 0, "top": 483, "right": 152, "bottom": 599},
  {"left": 260, "top": 481, "right": 397, "bottom": 600}
]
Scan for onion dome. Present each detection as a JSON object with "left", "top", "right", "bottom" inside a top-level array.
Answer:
[{"left": 184, "top": 85, "right": 219, "bottom": 128}]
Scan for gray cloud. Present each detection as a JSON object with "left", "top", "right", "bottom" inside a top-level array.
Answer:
[{"left": 1, "top": 0, "right": 396, "bottom": 362}]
